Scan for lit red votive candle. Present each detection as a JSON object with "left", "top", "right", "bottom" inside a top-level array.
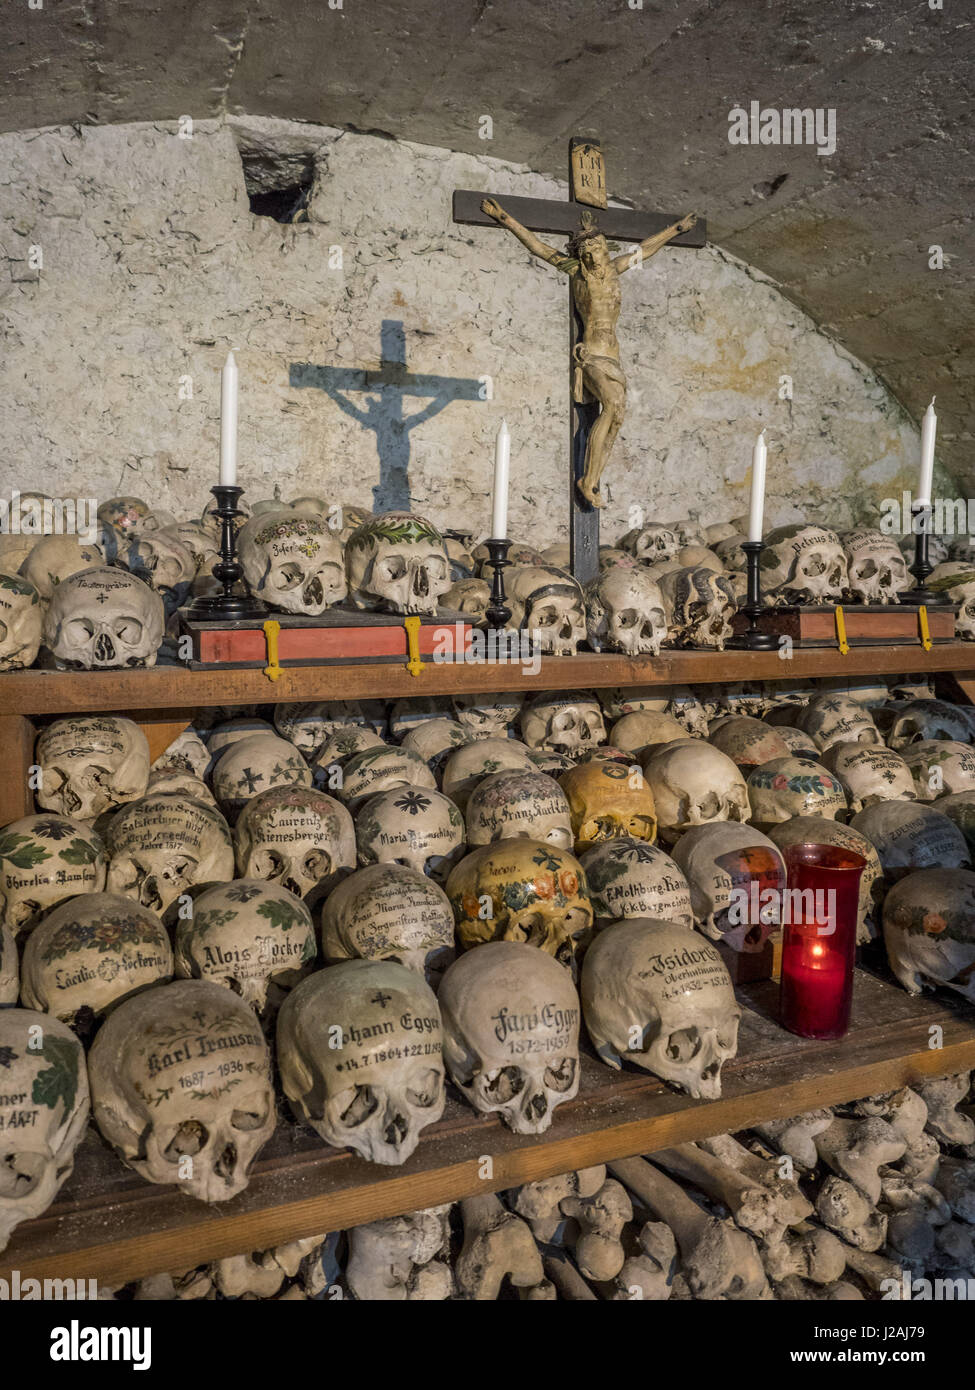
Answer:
[{"left": 778, "top": 843, "right": 866, "bottom": 1041}]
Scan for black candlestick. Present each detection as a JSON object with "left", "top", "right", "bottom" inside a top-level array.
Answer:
[
  {"left": 906, "top": 503, "right": 951, "bottom": 605},
  {"left": 185, "top": 484, "right": 268, "bottom": 620},
  {"left": 729, "top": 540, "right": 779, "bottom": 650},
  {"left": 484, "top": 537, "right": 512, "bottom": 629}
]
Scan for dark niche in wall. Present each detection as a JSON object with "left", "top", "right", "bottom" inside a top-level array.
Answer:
[
  {"left": 238, "top": 147, "right": 317, "bottom": 224},
  {"left": 247, "top": 181, "right": 312, "bottom": 223}
]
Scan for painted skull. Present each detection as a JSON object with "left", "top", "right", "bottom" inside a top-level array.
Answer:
[
  {"left": 322, "top": 863, "right": 456, "bottom": 988},
  {"left": 658, "top": 567, "right": 738, "bottom": 650},
  {"left": 670, "top": 822, "right": 786, "bottom": 953},
  {"left": 0, "top": 571, "right": 42, "bottom": 670},
  {"left": 0, "top": 814, "right": 106, "bottom": 936},
  {"left": 355, "top": 787, "right": 466, "bottom": 883},
  {"left": 520, "top": 691, "right": 606, "bottom": 755},
  {"left": 465, "top": 770, "right": 573, "bottom": 849},
  {"left": 119, "top": 531, "right": 196, "bottom": 616},
  {"left": 239, "top": 509, "right": 346, "bottom": 615},
  {"left": 441, "top": 737, "right": 536, "bottom": 813},
  {"left": 439, "top": 942, "right": 580, "bottom": 1134},
  {"left": 35, "top": 716, "right": 150, "bottom": 822},
  {"left": 277, "top": 960, "right": 445, "bottom": 1165},
  {"left": 0, "top": 1009, "right": 90, "bottom": 1251},
  {"left": 212, "top": 733, "right": 312, "bottom": 822},
  {"left": 451, "top": 691, "right": 525, "bottom": 739},
  {"left": 88, "top": 979, "right": 275, "bottom": 1201},
  {"left": 822, "top": 742, "right": 917, "bottom": 812},
  {"left": 20, "top": 535, "right": 103, "bottom": 601},
  {"left": 746, "top": 756, "right": 847, "bottom": 827},
  {"left": 274, "top": 699, "right": 380, "bottom": 758},
  {"left": 882, "top": 868, "right": 975, "bottom": 1002},
  {"left": 842, "top": 528, "right": 911, "bottom": 604},
  {"left": 507, "top": 566, "right": 587, "bottom": 656},
  {"left": 761, "top": 524, "right": 848, "bottom": 604},
  {"left": 106, "top": 793, "right": 234, "bottom": 915},
  {"left": 579, "top": 837, "right": 693, "bottom": 929},
  {"left": 441, "top": 576, "right": 491, "bottom": 622},
  {"left": 886, "top": 700, "right": 974, "bottom": 751},
  {"left": 174, "top": 879, "right": 317, "bottom": 1013},
  {"left": 585, "top": 565, "right": 667, "bottom": 656},
  {"left": 345, "top": 512, "right": 450, "bottom": 615},
  {"left": 581, "top": 919, "right": 739, "bottom": 1099},
  {"left": 798, "top": 693, "right": 883, "bottom": 752},
  {"left": 618, "top": 523, "right": 681, "bottom": 564},
  {"left": 559, "top": 760, "right": 658, "bottom": 851},
  {"left": 446, "top": 838, "right": 593, "bottom": 976},
  {"left": 234, "top": 785, "right": 356, "bottom": 904},
  {"left": 902, "top": 741, "right": 975, "bottom": 801},
  {"left": 850, "top": 802, "right": 970, "bottom": 881},
  {"left": 44, "top": 566, "right": 165, "bottom": 669},
  {"left": 399, "top": 719, "right": 470, "bottom": 777},
  {"left": 336, "top": 746, "right": 437, "bottom": 813},
  {"left": 97, "top": 497, "right": 151, "bottom": 534},
  {"left": 708, "top": 716, "right": 793, "bottom": 769}
]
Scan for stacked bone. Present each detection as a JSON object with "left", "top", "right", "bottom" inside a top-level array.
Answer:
[
  {"left": 98, "top": 1070, "right": 975, "bottom": 1301},
  {"left": 3, "top": 673, "right": 975, "bottom": 1259}
]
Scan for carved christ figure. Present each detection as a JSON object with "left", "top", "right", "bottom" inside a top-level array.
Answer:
[{"left": 480, "top": 199, "right": 698, "bottom": 508}]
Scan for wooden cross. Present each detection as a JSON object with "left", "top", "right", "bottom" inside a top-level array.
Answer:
[{"left": 453, "top": 138, "right": 706, "bottom": 585}]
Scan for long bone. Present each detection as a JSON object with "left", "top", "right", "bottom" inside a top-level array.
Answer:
[
  {"left": 455, "top": 1194, "right": 545, "bottom": 1300},
  {"left": 651, "top": 1141, "right": 794, "bottom": 1242},
  {"left": 700, "top": 1132, "right": 813, "bottom": 1228},
  {"left": 814, "top": 1117, "right": 906, "bottom": 1205}
]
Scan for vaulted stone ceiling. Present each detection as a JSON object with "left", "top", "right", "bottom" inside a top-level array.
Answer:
[{"left": 3, "top": 0, "right": 972, "bottom": 484}]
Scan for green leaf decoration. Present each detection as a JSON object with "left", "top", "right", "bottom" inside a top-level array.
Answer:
[
  {"left": 60, "top": 838, "right": 99, "bottom": 866},
  {"left": 348, "top": 517, "right": 443, "bottom": 552},
  {"left": 0, "top": 832, "right": 51, "bottom": 869},
  {"left": 31, "top": 1034, "right": 80, "bottom": 1113},
  {"left": 257, "top": 898, "right": 305, "bottom": 931}
]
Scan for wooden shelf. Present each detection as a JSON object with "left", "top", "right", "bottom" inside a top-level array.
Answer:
[
  {"left": 4, "top": 969, "right": 974, "bottom": 1288},
  {"left": 2, "top": 642, "right": 974, "bottom": 714}
]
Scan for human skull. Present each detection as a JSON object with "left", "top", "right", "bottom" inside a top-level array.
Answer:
[
  {"left": 212, "top": 734, "right": 312, "bottom": 822},
  {"left": 163, "top": 520, "right": 219, "bottom": 576},
  {"left": 528, "top": 749, "right": 576, "bottom": 776},
  {"left": 821, "top": 742, "right": 917, "bottom": 813},
  {"left": 88, "top": 980, "right": 275, "bottom": 1201},
  {"left": 322, "top": 863, "right": 455, "bottom": 988},
  {"left": 670, "top": 823, "right": 786, "bottom": 953},
  {"left": 208, "top": 716, "right": 276, "bottom": 757},
  {"left": 388, "top": 697, "right": 452, "bottom": 739},
  {"left": 706, "top": 522, "right": 741, "bottom": 546},
  {"left": 707, "top": 716, "right": 793, "bottom": 769},
  {"left": 441, "top": 577, "right": 491, "bottom": 622},
  {"left": 97, "top": 496, "right": 151, "bottom": 534},
  {"left": 882, "top": 869, "right": 975, "bottom": 1001},
  {"left": 584, "top": 565, "right": 667, "bottom": 656},
  {"left": 19, "top": 535, "right": 103, "bottom": 601},
  {"left": 947, "top": 582, "right": 975, "bottom": 641},
  {"left": 146, "top": 767, "right": 217, "bottom": 806},
  {"left": 581, "top": 919, "right": 739, "bottom": 1099},
  {"left": 643, "top": 743, "right": 750, "bottom": 843},
  {"left": 36, "top": 716, "right": 150, "bottom": 822},
  {"left": 152, "top": 729, "right": 210, "bottom": 779},
  {"left": 886, "top": 700, "right": 974, "bottom": 750},
  {"left": 768, "top": 817, "right": 885, "bottom": 943},
  {"left": 850, "top": 802, "right": 970, "bottom": 881},
  {"left": 558, "top": 760, "right": 657, "bottom": 852},
  {"left": 444, "top": 536, "right": 476, "bottom": 579},
  {"left": 520, "top": 691, "right": 606, "bottom": 755},
  {"left": 234, "top": 785, "right": 356, "bottom": 904},
  {"left": 902, "top": 741, "right": 975, "bottom": 801},
  {"left": 398, "top": 719, "right": 470, "bottom": 777},
  {"left": 314, "top": 725, "right": 387, "bottom": 782},
  {"left": 446, "top": 838, "right": 593, "bottom": 975},
  {"left": 277, "top": 960, "right": 445, "bottom": 1165},
  {"left": 0, "top": 921, "right": 17, "bottom": 1003},
  {"left": 842, "top": 528, "right": 911, "bottom": 604},
  {"left": 775, "top": 726, "right": 822, "bottom": 758},
  {"left": 355, "top": 787, "right": 465, "bottom": 883},
  {"left": 506, "top": 566, "right": 586, "bottom": 656},
  {"left": 0, "top": 571, "right": 42, "bottom": 670},
  {"left": 900, "top": 531, "right": 949, "bottom": 567},
  {"left": 274, "top": 700, "right": 380, "bottom": 759},
  {"left": 345, "top": 512, "right": 450, "bottom": 615},
  {"left": 0, "top": 814, "right": 106, "bottom": 936},
  {"left": 0, "top": 1009, "right": 90, "bottom": 1251},
  {"left": 439, "top": 942, "right": 580, "bottom": 1134},
  {"left": 798, "top": 693, "right": 883, "bottom": 752},
  {"left": 619, "top": 523, "right": 681, "bottom": 564},
  {"left": 609, "top": 710, "right": 691, "bottom": 753},
  {"left": 336, "top": 746, "right": 437, "bottom": 813},
  {"left": 465, "top": 770, "right": 573, "bottom": 849},
  {"left": 579, "top": 838, "right": 693, "bottom": 929},
  {"left": 119, "top": 531, "right": 196, "bottom": 616},
  {"left": 761, "top": 525, "right": 848, "bottom": 604},
  {"left": 239, "top": 510, "right": 346, "bottom": 615},
  {"left": 746, "top": 757, "right": 847, "bottom": 828},
  {"left": 441, "top": 737, "right": 535, "bottom": 812},
  {"left": 106, "top": 793, "right": 234, "bottom": 915},
  {"left": 174, "top": 880, "right": 317, "bottom": 1013},
  {"left": 20, "top": 892, "right": 173, "bottom": 1024},
  {"left": 658, "top": 567, "right": 738, "bottom": 649},
  {"left": 201, "top": 494, "right": 252, "bottom": 536},
  {"left": 44, "top": 567, "right": 165, "bottom": 669},
  {"left": 473, "top": 540, "right": 545, "bottom": 577},
  {"left": 451, "top": 691, "right": 525, "bottom": 739}
]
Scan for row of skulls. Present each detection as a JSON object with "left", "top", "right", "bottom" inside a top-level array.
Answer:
[
  {"left": 4, "top": 491, "right": 975, "bottom": 674},
  {"left": 4, "top": 675, "right": 975, "bottom": 1249}
]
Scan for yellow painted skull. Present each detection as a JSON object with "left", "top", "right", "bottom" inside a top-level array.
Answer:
[{"left": 558, "top": 760, "right": 657, "bottom": 853}]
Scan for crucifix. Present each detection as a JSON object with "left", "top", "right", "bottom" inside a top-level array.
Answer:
[{"left": 453, "top": 138, "right": 706, "bottom": 584}]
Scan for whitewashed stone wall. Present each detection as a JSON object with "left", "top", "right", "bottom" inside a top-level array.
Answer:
[{"left": 0, "top": 116, "right": 943, "bottom": 547}]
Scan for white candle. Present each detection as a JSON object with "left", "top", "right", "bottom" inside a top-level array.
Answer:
[
  {"left": 492, "top": 418, "right": 510, "bottom": 538},
  {"left": 917, "top": 396, "right": 937, "bottom": 507},
  {"left": 747, "top": 429, "right": 767, "bottom": 542},
  {"left": 219, "top": 351, "right": 239, "bottom": 487}
]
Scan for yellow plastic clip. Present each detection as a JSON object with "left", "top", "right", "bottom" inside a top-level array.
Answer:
[
  {"left": 404, "top": 615, "right": 426, "bottom": 677},
  {"left": 918, "top": 604, "right": 933, "bottom": 652},
  {"left": 834, "top": 605, "right": 850, "bottom": 655},
  {"left": 263, "top": 620, "right": 283, "bottom": 682}
]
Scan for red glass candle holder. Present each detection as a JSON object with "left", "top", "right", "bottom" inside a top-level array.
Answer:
[{"left": 778, "top": 843, "right": 866, "bottom": 1040}]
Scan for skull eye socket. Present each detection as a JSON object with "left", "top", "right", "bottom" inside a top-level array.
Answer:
[
  {"left": 406, "top": 1068, "right": 441, "bottom": 1108},
  {"left": 113, "top": 616, "right": 143, "bottom": 645},
  {"left": 272, "top": 563, "right": 304, "bottom": 592},
  {"left": 380, "top": 557, "right": 407, "bottom": 582},
  {"left": 231, "top": 1103, "right": 270, "bottom": 1132},
  {"left": 484, "top": 1066, "right": 524, "bottom": 1103},
  {"left": 301, "top": 849, "right": 329, "bottom": 879},
  {"left": 665, "top": 1028, "right": 701, "bottom": 1063},
  {"left": 338, "top": 1085, "right": 379, "bottom": 1127},
  {"left": 543, "top": 1057, "right": 577, "bottom": 1093},
  {"left": 250, "top": 849, "right": 286, "bottom": 879},
  {"left": 0, "top": 1150, "right": 46, "bottom": 1197},
  {"left": 627, "top": 815, "right": 655, "bottom": 840},
  {"left": 615, "top": 609, "right": 639, "bottom": 628},
  {"left": 66, "top": 617, "right": 95, "bottom": 643},
  {"left": 163, "top": 1120, "right": 208, "bottom": 1161},
  {"left": 697, "top": 792, "right": 721, "bottom": 819}
]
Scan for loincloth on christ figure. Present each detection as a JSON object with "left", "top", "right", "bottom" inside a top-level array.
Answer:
[{"left": 571, "top": 345, "right": 627, "bottom": 406}]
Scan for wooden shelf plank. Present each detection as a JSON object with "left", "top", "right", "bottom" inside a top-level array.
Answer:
[
  {"left": 3, "top": 643, "right": 974, "bottom": 715},
  {"left": 4, "top": 970, "right": 973, "bottom": 1288}
]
